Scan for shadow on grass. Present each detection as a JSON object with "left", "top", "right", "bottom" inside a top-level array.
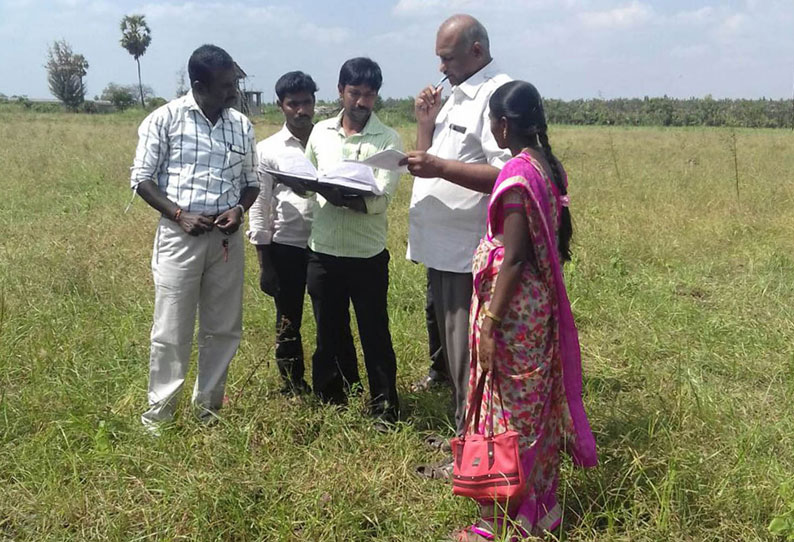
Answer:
[
  {"left": 560, "top": 400, "right": 689, "bottom": 538},
  {"left": 400, "top": 386, "right": 455, "bottom": 436}
]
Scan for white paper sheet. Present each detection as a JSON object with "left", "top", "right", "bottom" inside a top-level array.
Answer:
[
  {"left": 271, "top": 151, "right": 318, "bottom": 179},
  {"left": 346, "top": 149, "right": 408, "bottom": 173},
  {"left": 320, "top": 162, "right": 382, "bottom": 195}
]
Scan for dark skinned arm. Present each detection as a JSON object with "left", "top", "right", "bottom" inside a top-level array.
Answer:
[
  {"left": 402, "top": 153, "right": 500, "bottom": 194},
  {"left": 405, "top": 85, "right": 500, "bottom": 194},
  {"left": 214, "top": 185, "right": 260, "bottom": 234},
  {"left": 478, "top": 205, "right": 533, "bottom": 371},
  {"left": 135, "top": 180, "right": 214, "bottom": 235},
  {"left": 414, "top": 85, "right": 442, "bottom": 151},
  {"left": 313, "top": 185, "right": 367, "bottom": 213}
]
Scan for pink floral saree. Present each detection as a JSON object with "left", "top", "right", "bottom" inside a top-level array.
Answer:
[{"left": 467, "top": 151, "right": 597, "bottom": 533}]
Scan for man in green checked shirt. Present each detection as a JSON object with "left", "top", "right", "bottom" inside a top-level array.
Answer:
[{"left": 302, "top": 57, "right": 402, "bottom": 430}]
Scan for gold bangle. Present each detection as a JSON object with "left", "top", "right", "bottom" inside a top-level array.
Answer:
[
  {"left": 173, "top": 207, "right": 183, "bottom": 221},
  {"left": 483, "top": 307, "right": 502, "bottom": 324}
]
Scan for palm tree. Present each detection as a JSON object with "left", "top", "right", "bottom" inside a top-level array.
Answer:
[{"left": 119, "top": 14, "right": 151, "bottom": 108}]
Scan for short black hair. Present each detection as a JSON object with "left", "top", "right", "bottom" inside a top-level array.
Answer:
[
  {"left": 188, "top": 44, "right": 234, "bottom": 86},
  {"left": 275, "top": 71, "right": 319, "bottom": 102},
  {"left": 338, "top": 57, "right": 382, "bottom": 91}
]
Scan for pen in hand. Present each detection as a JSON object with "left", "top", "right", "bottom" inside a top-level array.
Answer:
[{"left": 434, "top": 75, "right": 448, "bottom": 92}]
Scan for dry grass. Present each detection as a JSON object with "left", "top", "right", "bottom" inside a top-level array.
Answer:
[{"left": 1, "top": 108, "right": 793, "bottom": 541}]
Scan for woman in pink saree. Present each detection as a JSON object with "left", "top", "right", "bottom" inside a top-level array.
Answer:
[{"left": 455, "top": 81, "right": 597, "bottom": 541}]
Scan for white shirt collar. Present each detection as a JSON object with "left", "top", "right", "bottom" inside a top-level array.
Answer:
[
  {"left": 328, "top": 109, "right": 385, "bottom": 136},
  {"left": 183, "top": 90, "right": 230, "bottom": 122},
  {"left": 184, "top": 90, "right": 202, "bottom": 112},
  {"left": 454, "top": 60, "right": 500, "bottom": 100},
  {"left": 276, "top": 123, "right": 305, "bottom": 145}
]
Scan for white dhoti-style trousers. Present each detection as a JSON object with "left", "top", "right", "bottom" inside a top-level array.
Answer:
[{"left": 141, "top": 217, "right": 244, "bottom": 428}]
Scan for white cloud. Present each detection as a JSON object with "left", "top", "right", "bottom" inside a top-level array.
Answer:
[
  {"left": 579, "top": 1, "right": 654, "bottom": 29},
  {"left": 296, "top": 22, "right": 351, "bottom": 45},
  {"left": 136, "top": 2, "right": 349, "bottom": 46},
  {"left": 140, "top": 2, "right": 282, "bottom": 22},
  {"left": 720, "top": 13, "right": 747, "bottom": 33},
  {"left": 670, "top": 44, "right": 709, "bottom": 59},
  {"left": 673, "top": 6, "right": 715, "bottom": 24},
  {"left": 3, "top": 0, "right": 793, "bottom": 100},
  {"left": 392, "top": 0, "right": 564, "bottom": 17},
  {"left": 392, "top": 0, "right": 479, "bottom": 16}
]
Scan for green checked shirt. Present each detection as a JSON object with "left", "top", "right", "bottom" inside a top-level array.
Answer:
[{"left": 305, "top": 111, "right": 403, "bottom": 258}]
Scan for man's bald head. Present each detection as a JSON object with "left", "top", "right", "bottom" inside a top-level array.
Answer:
[
  {"left": 439, "top": 14, "right": 490, "bottom": 56},
  {"left": 435, "top": 14, "right": 492, "bottom": 86}
]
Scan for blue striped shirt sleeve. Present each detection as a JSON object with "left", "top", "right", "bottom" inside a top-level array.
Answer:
[{"left": 130, "top": 109, "right": 168, "bottom": 190}]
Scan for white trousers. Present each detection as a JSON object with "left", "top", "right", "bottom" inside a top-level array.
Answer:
[{"left": 141, "top": 218, "right": 244, "bottom": 427}]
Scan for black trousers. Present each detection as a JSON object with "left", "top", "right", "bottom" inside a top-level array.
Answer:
[
  {"left": 271, "top": 242, "right": 356, "bottom": 388},
  {"left": 270, "top": 242, "right": 309, "bottom": 386},
  {"left": 306, "top": 248, "right": 399, "bottom": 417},
  {"left": 425, "top": 269, "right": 448, "bottom": 380}
]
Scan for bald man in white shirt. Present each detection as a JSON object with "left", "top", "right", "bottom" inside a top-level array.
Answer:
[{"left": 403, "top": 15, "right": 512, "bottom": 455}]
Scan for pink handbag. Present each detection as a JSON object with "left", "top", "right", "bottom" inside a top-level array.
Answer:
[{"left": 450, "top": 368, "right": 525, "bottom": 502}]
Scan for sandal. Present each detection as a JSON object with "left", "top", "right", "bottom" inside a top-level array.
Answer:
[
  {"left": 414, "top": 457, "right": 454, "bottom": 480},
  {"left": 410, "top": 373, "right": 448, "bottom": 392},
  {"left": 423, "top": 433, "right": 452, "bottom": 453},
  {"left": 453, "top": 517, "right": 535, "bottom": 542},
  {"left": 451, "top": 524, "right": 495, "bottom": 541}
]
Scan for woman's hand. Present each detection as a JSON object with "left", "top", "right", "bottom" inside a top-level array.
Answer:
[{"left": 478, "top": 317, "right": 498, "bottom": 372}]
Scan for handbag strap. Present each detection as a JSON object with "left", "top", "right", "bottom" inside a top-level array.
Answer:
[
  {"left": 484, "top": 361, "right": 509, "bottom": 437},
  {"left": 462, "top": 370, "right": 489, "bottom": 439},
  {"left": 463, "top": 362, "right": 510, "bottom": 439}
]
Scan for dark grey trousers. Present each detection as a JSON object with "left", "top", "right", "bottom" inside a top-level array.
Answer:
[{"left": 427, "top": 268, "right": 473, "bottom": 435}]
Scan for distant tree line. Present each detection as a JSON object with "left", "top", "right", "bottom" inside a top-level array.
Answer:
[
  {"left": 364, "top": 96, "right": 794, "bottom": 129},
  {"left": 99, "top": 82, "right": 165, "bottom": 111},
  {"left": 543, "top": 95, "right": 793, "bottom": 128}
]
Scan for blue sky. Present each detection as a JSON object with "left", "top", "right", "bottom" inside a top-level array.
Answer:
[{"left": 1, "top": 0, "right": 792, "bottom": 101}]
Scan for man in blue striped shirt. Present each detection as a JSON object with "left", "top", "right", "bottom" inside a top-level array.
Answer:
[{"left": 130, "top": 44, "right": 259, "bottom": 432}]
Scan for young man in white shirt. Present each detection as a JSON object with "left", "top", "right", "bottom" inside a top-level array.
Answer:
[
  {"left": 131, "top": 44, "right": 259, "bottom": 432},
  {"left": 247, "top": 71, "right": 357, "bottom": 396},
  {"left": 403, "top": 15, "right": 512, "bottom": 456}
]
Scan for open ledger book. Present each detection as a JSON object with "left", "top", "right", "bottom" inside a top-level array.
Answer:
[
  {"left": 263, "top": 149, "right": 408, "bottom": 197},
  {"left": 263, "top": 151, "right": 386, "bottom": 197}
]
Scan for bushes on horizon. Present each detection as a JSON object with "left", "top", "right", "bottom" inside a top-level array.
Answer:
[
  {"left": 101, "top": 83, "right": 136, "bottom": 111},
  {"left": 541, "top": 95, "right": 793, "bottom": 128},
  {"left": 362, "top": 95, "right": 793, "bottom": 129},
  {"left": 147, "top": 96, "right": 167, "bottom": 109},
  {"left": 101, "top": 83, "right": 157, "bottom": 111}
]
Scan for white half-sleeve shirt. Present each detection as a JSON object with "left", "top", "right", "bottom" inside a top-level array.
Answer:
[
  {"left": 246, "top": 125, "right": 314, "bottom": 248},
  {"left": 407, "top": 62, "right": 512, "bottom": 274}
]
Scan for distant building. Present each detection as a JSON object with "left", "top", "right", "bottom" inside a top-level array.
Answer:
[{"left": 234, "top": 62, "right": 262, "bottom": 116}]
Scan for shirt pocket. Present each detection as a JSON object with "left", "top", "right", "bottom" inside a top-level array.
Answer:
[
  {"left": 224, "top": 143, "right": 245, "bottom": 179},
  {"left": 438, "top": 116, "right": 468, "bottom": 154},
  {"left": 446, "top": 110, "right": 484, "bottom": 162}
]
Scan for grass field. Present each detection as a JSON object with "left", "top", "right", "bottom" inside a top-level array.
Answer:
[{"left": 1, "top": 107, "right": 793, "bottom": 541}]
